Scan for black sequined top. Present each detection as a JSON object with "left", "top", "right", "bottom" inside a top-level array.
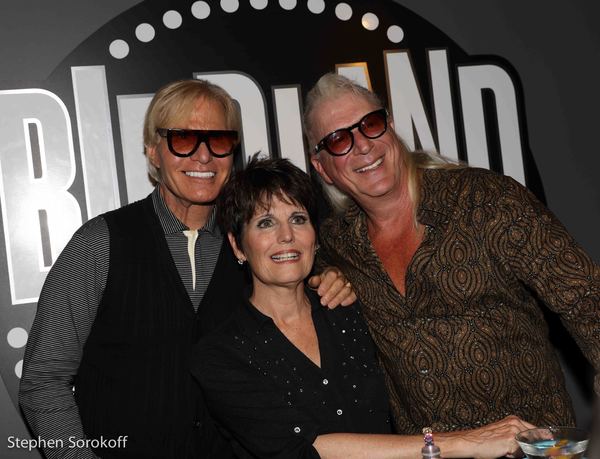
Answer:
[{"left": 191, "top": 289, "right": 392, "bottom": 458}]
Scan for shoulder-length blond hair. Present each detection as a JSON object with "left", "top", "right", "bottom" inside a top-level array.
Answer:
[{"left": 303, "top": 73, "right": 464, "bottom": 219}]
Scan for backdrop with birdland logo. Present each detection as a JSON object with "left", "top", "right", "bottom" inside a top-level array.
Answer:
[{"left": 0, "top": 1, "right": 597, "bottom": 457}]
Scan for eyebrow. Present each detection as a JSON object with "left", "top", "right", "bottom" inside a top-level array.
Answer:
[{"left": 252, "top": 209, "right": 307, "bottom": 220}]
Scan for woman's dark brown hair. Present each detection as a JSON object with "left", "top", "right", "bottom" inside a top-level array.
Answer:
[{"left": 217, "top": 154, "right": 318, "bottom": 249}]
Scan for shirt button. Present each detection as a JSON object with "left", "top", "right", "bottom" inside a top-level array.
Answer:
[
  {"left": 336, "top": 409, "right": 343, "bottom": 415},
  {"left": 322, "top": 378, "right": 329, "bottom": 385},
  {"left": 293, "top": 426, "right": 301, "bottom": 433},
  {"left": 194, "top": 420, "right": 202, "bottom": 428}
]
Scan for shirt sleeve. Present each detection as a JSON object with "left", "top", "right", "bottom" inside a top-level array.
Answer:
[
  {"left": 497, "top": 175, "right": 600, "bottom": 394},
  {"left": 191, "top": 343, "right": 322, "bottom": 459},
  {"left": 18, "top": 217, "right": 109, "bottom": 459}
]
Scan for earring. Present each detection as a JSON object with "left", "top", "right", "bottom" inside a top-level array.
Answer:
[
  {"left": 237, "top": 258, "right": 245, "bottom": 265},
  {"left": 314, "top": 244, "right": 320, "bottom": 254}
]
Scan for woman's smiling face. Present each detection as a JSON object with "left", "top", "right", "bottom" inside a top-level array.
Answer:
[{"left": 233, "top": 193, "right": 317, "bottom": 290}]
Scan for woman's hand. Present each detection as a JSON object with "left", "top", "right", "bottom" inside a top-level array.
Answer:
[
  {"left": 439, "top": 415, "right": 536, "bottom": 459},
  {"left": 307, "top": 267, "right": 357, "bottom": 308}
]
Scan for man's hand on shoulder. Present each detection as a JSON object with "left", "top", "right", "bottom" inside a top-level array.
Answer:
[{"left": 307, "top": 267, "right": 356, "bottom": 309}]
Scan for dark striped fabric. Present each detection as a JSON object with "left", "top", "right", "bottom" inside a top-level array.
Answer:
[
  {"left": 19, "top": 187, "right": 224, "bottom": 459},
  {"left": 155, "top": 188, "right": 223, "bottom": 309}
]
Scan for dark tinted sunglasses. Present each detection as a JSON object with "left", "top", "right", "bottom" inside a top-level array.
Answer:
[
  {"left": 156, "top": 128, "right": 239, "bottom": 158},
  {"left": 313, "top": 108, "right": 388, "bottom": 156}
]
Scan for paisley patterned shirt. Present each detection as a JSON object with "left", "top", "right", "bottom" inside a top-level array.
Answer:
[{"left": 319, "top": 167, "right": 600, "bottom": 433}]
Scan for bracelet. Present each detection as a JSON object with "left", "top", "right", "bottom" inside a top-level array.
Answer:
[{"left": 422, "top": 427, "right": 434, "bottom": 445}]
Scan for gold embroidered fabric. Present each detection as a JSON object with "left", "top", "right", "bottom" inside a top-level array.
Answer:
[{"left": 319, "top": 167, "right": 600, "bottom": 433}]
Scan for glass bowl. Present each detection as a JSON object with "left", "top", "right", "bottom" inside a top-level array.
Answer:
[{"left": 516, "top": 427, "right": 589, "bottom": 459}]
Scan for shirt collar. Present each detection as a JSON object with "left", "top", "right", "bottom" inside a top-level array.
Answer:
[
  {"left": 151, "top": 186, "right": 220, "bottom": 236},
  {"left": 416, "top": 169, "right": 451, "bottom": 228}
]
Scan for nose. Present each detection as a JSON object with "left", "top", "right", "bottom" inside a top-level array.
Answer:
[
  {"left": 351, "top": 128, "right": 372, "bottom": 155},
  {"left": 278, "top": 222, "right": 294, "bottom": 244},
  {"left": 190, "top": 141, "right": 212, "bottom": 164}
]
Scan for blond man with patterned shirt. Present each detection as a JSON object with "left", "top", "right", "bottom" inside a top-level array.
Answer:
[{"left": 305, "top": 73, "right": 599, "bottom": 434}]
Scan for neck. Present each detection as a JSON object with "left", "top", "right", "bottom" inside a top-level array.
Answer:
[
  {"left": 250, "top": 281, "right": 310, "bottom": 325},
  {"left": 360, "top": 182, "right": 416, "bottom": 236},
  {"left": 159, "top": 185, "right": 214, "bottom": 230}
]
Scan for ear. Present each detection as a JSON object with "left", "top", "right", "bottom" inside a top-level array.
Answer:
[
  {"left": 146, "top": 145, "right": 161, "bottom": 170},
  {"left": 227, "top": 232, "right": 245, "bottom": 262},
  {"left": 310, "top": 155, "right": 334, "bottom": 185}
]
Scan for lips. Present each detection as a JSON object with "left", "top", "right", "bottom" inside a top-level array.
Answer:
[
  {"left": 355, "top": 156, "right": 383, "bottom": 173},
  {"left": 271, "top": 250, "right": 300, "bottom": 262},
  {"left": 185, "top": 171, "right": 216, "bottom": 178}
]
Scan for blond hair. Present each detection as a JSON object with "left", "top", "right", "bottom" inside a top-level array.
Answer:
[{"left": 143, "top": 79, "right": 240, "bottom": 183}]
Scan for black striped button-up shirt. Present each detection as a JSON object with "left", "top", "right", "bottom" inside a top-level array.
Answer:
[{"left": 19, "top": 187, "right": 223, "bottom": 459}]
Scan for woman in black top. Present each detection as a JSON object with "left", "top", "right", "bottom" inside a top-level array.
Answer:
[{"left": 191, "top": 156, "right": 534, "bottom": 459}]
